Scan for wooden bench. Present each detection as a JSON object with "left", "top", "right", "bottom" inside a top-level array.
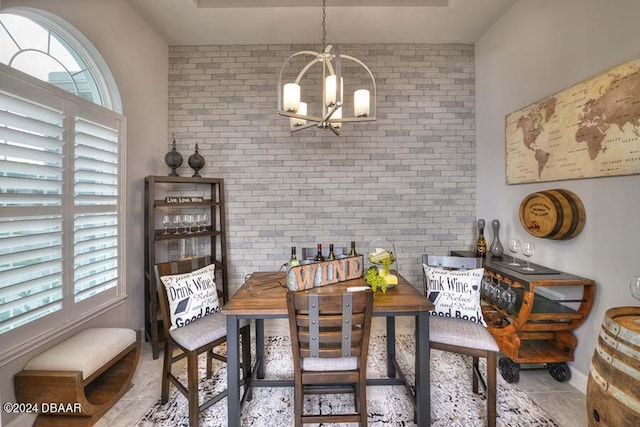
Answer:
[{"left": 14, "top": 328, "right": 140, "bottom": 427}]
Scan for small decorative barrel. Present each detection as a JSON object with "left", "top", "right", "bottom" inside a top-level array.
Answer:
[
  {"left": 519, "top": 189, "right": 586, "bottom": 240},
  {"left": 587, "top": 306, "right": 640, "bottom": 426}
]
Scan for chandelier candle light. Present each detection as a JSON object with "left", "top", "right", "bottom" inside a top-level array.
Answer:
[{"left": 277, "top": 0, "right": 377, "bottom": 135}]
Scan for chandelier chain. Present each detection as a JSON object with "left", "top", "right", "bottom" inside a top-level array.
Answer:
[{"left": 321, "top": 0, "right": 327, "bottom": 49}]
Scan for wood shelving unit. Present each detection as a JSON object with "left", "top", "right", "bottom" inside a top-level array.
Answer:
[{"left": 144, "top": 176, "right": 228, "bottom": 359}]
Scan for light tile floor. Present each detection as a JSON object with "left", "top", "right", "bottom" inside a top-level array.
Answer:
[{"left": 97, "top": 318, "right": 588, "bottom": 427}]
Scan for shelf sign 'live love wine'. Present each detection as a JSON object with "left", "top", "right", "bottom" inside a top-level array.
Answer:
[
  {"left": 505, "top": 56, "right": 640, "bottom": 184},
  {"left": 165, "top": 196, "right": 204, "bottom": 204}
]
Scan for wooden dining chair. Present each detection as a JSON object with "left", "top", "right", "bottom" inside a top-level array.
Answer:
[
  {"left": 422, "top": 254, "right": 499, "bottom": 427},
  {"left": 155, "top": 256, "right": 252, "bottom": 427},
  {"left": 286, "top": 288, "right": 374, "bottom": 426}
]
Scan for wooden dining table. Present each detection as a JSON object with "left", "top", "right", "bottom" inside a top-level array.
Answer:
[{"left": 222, "top": 271, "right": 434, "bottom": 427}]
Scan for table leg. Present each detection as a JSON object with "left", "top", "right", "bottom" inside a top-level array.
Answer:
[
  {"left": 255, "top": 318, "right": 265, "bottom": 379},
  {"left": 386, "top": 316, "right": 396, "bottom": 378},
  {"left": 226, "top": 315, "right": 240, "bottom": 427},
  {"left": 415, "top": 311, "right": 430, "bottom": 426}
]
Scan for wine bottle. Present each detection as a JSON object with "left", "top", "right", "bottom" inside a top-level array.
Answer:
[
  {"left": 349, "top": 240, "right": 357, "bottom": 257},
  {"left": 314, "top": 243, "right": 325, "bottom": 261},
  {"left": 289, "top": 245, "right": 300, "bottom": 267},
  {"left": 476, "top": 219, "right": 487, "bottom": 257},
  {"left": 327, "top": 243, "right": 336, "bottom": 260}
]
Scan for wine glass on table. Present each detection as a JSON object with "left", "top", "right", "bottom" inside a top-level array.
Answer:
[
  {"left": 161, "top": 215, "right": 171, "bottom": 235},
  {"left": 508, "top": 238, "right": 521, "bottom": 266},
  {"left": 522, "top": 241, "right": 535, "bottom": 271}
]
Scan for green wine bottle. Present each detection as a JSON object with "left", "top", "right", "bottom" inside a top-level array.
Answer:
[
  {"left": 289, "top": 245, "right": 300, "bottom": 267},
  {"left": 327, "top": 243, "right": 336, "bottom": 260}
]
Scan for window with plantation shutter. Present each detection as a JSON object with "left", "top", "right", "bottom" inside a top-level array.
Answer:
[{"left": 0, "top": 63, "right": 126, "bottom": 360}]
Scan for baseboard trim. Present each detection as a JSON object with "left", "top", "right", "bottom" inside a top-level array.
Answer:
[
  {"left": 568, "top": 364, "right": 588, "bottom": 394},
  {"left": 5, "top": 413, "right": 37, "bottom": 427}
]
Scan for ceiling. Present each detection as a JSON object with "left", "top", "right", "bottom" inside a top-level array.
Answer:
[{"left": 127, "top": 0, "right": 516, "bottom": 46}]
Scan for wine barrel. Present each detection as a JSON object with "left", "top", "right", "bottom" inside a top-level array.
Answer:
[
  {"left": 519, "top": 189, "right": 586, "bottom": 240},
  {"left": 587, "top": 306, "right": 640, "bottom": 426}
]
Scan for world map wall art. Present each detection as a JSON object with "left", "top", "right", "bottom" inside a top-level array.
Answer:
[{"left": 505, "top": 57, "right": 640, "bottom": 184}]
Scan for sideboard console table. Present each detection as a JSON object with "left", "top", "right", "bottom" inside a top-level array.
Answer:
[{"left": 451, "top": 250, "right": 595, "bottom": 383}]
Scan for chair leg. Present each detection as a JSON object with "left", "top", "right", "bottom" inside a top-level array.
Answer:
[
  {"left": 206, "top": 348, "right": 213, "bottom": 379},
  {"left": 161, "top": 339, "right": 173, "bottom": 403},
  {"left": 472, "top": 355, "right": 480, "bottom": 394},
  {"left": 294, "top": 375, "right": 303, "bottom": 427},
  {"left": 187, "top": 351, "right": 200, "bottom": 427},
  {"left": 358, "top": 374, "right": 368, "bottom": 426},
  {"left": 241, "top": 324, "right": 252, "bottom": 401},
  {"left": 487, "top": 351, "right": 497, "bottom": 427}
]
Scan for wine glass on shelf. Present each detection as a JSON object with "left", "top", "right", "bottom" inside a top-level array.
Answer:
[
  {"left": 502, "top": 282, "right": 517, "bottom": 311},
  {"left": 161, "top": 215, "right": 171, "bottom": 235},
  {"left": 201, "top": 213, "right": 209, "bottom": 233},
  {"left": 172, "top": 214, "right": 181, "bottom": 235},
  {"left": 490, "top": 278, "right": 502, "bottom": 303},
  {"left": 481, "top": 275, "right": 492, "bottom": 298},
  {"left": 508, "top": 238, "right": 521, "bottom": 266},
  {"left": 495, "top": 280, "right": 506, "bottom": 307},
  {"left": 184, "top": 214, "right": 194, "bottom": 234},
  {"left": 195, "top": 214, "right": 204, "bottom": 233},
  {"left": 522, "top": 241, "right": 535, "bottom": 271}
]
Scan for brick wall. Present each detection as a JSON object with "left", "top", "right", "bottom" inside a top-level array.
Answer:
[{"left": 168, "top": 43, "right": 477, "bottom": 291}]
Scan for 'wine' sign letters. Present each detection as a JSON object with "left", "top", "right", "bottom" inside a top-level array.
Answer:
[{"left": 286, "top": 256, "right": 364, "bottom": 291}]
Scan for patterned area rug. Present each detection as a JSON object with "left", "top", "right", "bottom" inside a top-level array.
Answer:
[{"left": 137, "top": 335, "right": 559, "bottom": 426}]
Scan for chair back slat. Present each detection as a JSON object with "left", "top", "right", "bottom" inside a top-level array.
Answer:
[
  {"left": 295, "top": 312, "right": 366, "bottom": 328},
  {"left": 297, "top": 329, "right": 364, "bottom": 346},
  {"left": 300, "top": 347, "right": 363, "bottom": 359}
]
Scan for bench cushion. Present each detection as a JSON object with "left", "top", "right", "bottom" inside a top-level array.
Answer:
[{"left": 23, "top": 328, "right": 136, "bottom": 380}]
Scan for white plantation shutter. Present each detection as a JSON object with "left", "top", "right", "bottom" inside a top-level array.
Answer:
[
  {"left": 0, "top": 85, "right": 65, "bottom": 335},
  {"left": 0, "top": 216, "right": 64, "bottom": 334},
  {"left": 0, "top": 64, "right": 126, "bottom": 357},
  {"left": 73, "top": 116, "right": 120, "bottom": 302},
  {"left": 74, "top": 212, "right": 119, "bottom": 302}
]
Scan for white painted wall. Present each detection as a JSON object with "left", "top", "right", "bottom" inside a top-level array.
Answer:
[
  {"left": 476, "top": 0, "right": 640, "bottom": 391},
  {"left": 0, "top": 1, "right": 167, "bottom": 424}
]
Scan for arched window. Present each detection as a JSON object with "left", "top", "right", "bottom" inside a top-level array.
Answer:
[
  {"left": 0, "top": 8, "right": 121, "bottom": 112},
  {"left": 0, "top": 8, "right": 126, "bottom": 360}
]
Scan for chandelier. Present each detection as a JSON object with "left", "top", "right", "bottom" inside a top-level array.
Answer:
[{"left": 277, "top": 0, "right": 377, "bottom": 135}]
